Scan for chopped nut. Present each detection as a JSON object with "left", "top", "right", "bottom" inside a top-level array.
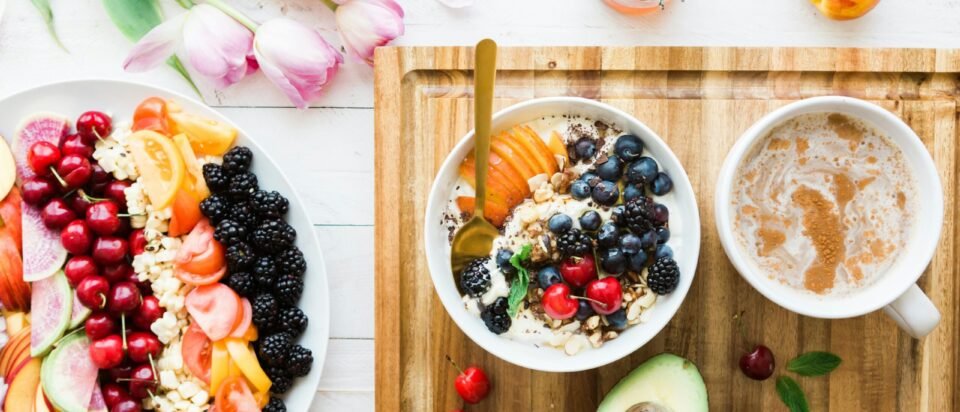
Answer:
[
  {"left": 622, "top": 292, "right": 634, "bottom": 303},
  {"left": 564, "top": 339, "right": 582, "bottom": 355},
  {"left": 603, "top": 331, "right": 619, "bottom": 341},
  {"left": 533, "top": 185, "right": 554, "bottom": 203},
  {"left": 527, "top": 174, "right": 549, "bottom": 192},
  {"left": 628, "top": 316, "right": 641, "bottom": 326},
  {"left": 558, "top": 321, "right": 581, "bottom": 333},
  {"left": 589, "top": 331, "right": 603, "bottom": 348},
  {"left": 549, "top": 331, "right": 571, "bottom": 346},
  {"left": 627, "top": 301, "right": 642, "bottom": 321},
  {"left": 551, "top": 319, "right": 563, "bottom": 329},
  {"left": 519, "top": 207, "right": 539, "bottom": 224},
  {"left": 585, "top": 315, "right": 600, "bottom": 330},
  {"left": 639, "top": 308, "right": 654, "bottom": 323},
  {"left": 637, "top": 290, "right": 656, "bottom": 308}
]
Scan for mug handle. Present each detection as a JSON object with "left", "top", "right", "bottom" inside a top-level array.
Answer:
[{"left": 882, "top": 284, "right": 940, "bottom": 339}]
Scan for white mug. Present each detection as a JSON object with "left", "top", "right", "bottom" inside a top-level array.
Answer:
[{"left": 714, "top": 96, "right": 942, "bottom": 338}]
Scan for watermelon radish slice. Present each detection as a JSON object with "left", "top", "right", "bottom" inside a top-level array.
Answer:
[
  {"left": 14, "top": 114, "right": 70, "bottom": 282},
  {"left": 67, "top": 289, "right": 92, "bottom": 330},
  {"left": 87, "top": 384, "right": 107, "bottom": 412},
  {"left": 30, "top": 271, "right": 72, "bottom": 357},
  {"left": 40, "top": 332, "right": 98, "bottom": 412}
]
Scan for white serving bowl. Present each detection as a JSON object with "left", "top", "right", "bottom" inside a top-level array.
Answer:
[{"left": 424, "top": 97, "right": 701, "bottom": 372}]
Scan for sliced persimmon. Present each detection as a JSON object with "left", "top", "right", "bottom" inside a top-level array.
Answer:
[
  {"left": 490, "top": 138, "right": 536, "bottom": 180},
  {"left": 456, "top": 196, "right": 508, "bottom": 227},
  {"left": 459, "top": 157, "right": 523, "bottom": 207},
  {"left": 487, "top": 151, "right": 531, "bottom": 196},
  {"left": 495, "top": 132, "right": 546, "bottom": 176},
  {"left": 548, "top": 131, "right": 569, "bottom": 164},
  {"left": 511, "top": 126, "right": 559, "bottom": 174}
]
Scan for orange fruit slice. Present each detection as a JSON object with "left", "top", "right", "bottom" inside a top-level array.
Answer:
[
  {"left": 168, "top": 111, "right": 238, "bottom": 156},
  {"left": 173, "top": 133, "right": 211, "bottom": 199},
  {"left": 128, "top": 130, "right": 185, "bottom": 208}
]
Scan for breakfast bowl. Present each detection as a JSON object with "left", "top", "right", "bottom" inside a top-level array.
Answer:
[
  {"left": 424, "top": 97, "right": 701, "bottom": 372},
  {"left": 714, "top": 96, "right": 942, "bottom": 338}
]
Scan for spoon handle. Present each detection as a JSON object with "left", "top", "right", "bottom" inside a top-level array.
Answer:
[{"left": 473, "top": 39, "right": 497, "bottom": 217}]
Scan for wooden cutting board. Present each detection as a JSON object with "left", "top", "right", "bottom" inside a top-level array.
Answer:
[{"left": 374, "top": 46, "right": 960, "bottom": 411}]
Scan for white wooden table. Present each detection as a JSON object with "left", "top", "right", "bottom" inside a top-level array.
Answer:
[{"left": 2, "top": 0, "right": 959, "bottom": 409}]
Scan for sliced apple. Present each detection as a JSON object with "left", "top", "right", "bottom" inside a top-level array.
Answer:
[
  {"left": 490, "top": 138, "right": 537, "bottom": 180},
  {"left": 6, "top": 311, "right": 27, "bottom": 335},
  {"left": 512, "top": 125, "right": 559, "bottom": 174},
  {"left": 4, "top": 358, "right": 40, "bottom": 411},
  {"left": 488, "top": 152, "right": 531, "bottom": 196},
  {"left": 495, "top": 132, "right": 546, "bottom": 176},
  {"left": 548, "top": 131, "right": 569, "bottom": 164},
  {"left": 0, "top": 135, "right": 16, "bottom": 201},
  {"left": 456, "top": 196, "right": 508, "bottom": 227},
  {"left": 35, "top": 382, "right": 52, "bottom": 412},
  {"left": 0, "top": 327, "right": 30, "bottom": 378},
  {"left": 459, "top": 156, "right": 523, "bottom": 207}
]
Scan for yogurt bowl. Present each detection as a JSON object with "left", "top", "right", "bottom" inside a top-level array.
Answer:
[{"left": 424, "top": 97, "right": 701, "bottom": 372}]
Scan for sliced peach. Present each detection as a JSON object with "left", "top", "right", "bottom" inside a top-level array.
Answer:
[
  {"left": 490, "top": 138, "right": 537, "bottom": 180},
  {"left": 514, "top": 125, "right": 559, "bottom": 174},
  {"left": 459, "top": 157, "right": 523, "bottom": 207},
  {"left": 456, "top": 196, "right": 508, "bottom": 228},
  {"left": 495, "top": 132, "right": 546, "bottom": 176},
  {"left": 548, "top": 131, "right": 569, "bottom": 164}
]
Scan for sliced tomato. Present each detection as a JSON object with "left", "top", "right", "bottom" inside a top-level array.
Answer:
[
  {"left": 182, "top": 323, "right": 212, "bottom": 384},
  {"left": 175, "top": 218, "right": 226, "bottom": 285},
  {"left": 176, "top": 266, "right": 226, "bottom": 286},
  {"left": 214, "top": 376, "right": 259, "bottom": 412},
  {"left": 229, "top": 298, "right": 252, "bottom": 339},
  {"left": 133, "top": 97, "right": 170, "bottom": 135},
  {"left": 185, "top": 284, "right": 240, "bottom": 341}
]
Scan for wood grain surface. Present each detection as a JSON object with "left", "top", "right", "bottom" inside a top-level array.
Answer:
[{"left": 374, "top": 46, "right": 959, "bottom": 411}]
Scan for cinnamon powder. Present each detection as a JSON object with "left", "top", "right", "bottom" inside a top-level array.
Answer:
[{"left": 792, "top": 186, "right": 846, "bottom": 294}]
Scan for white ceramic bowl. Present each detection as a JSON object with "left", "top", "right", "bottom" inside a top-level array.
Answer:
[
  {"left": 424, "top": 97, "right": 701, "bottom": 372},
  {"left": 714, "top": 96, "right": 943, "bottom": 333},
  {"left": 0, "top": 79, "right": 330, "bottom": 410}
]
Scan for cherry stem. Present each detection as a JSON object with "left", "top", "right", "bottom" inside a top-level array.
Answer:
[
  {"left": 78, "top": 190, "right": 109, "bottom": 203},
  {"left": 572, "top": 295, "right": 607, "bottom": 309},
  {"left": 733, "top": 311, "right": 751, "bottom": 353},
  {"left": 49, "top": 166, "right": 67, "bottom": 187},
  {"left": 119, "top": 213, "right": 145, "bottom": 218},
  {"left": 93, "top": 129, "right": 106, "bottom": 143},
  {"left": 445, "top": 355, "right": 464, "bottom": 375},
  {"left": 97, "top": 293, "right": 107, "bottom": 310},
  {"left": 148, "top": 353, "right": 159, "bottom": 383},
  {"left": 116, "top": 378, "right": 158, "bottom": 383},
  {"left": 121, "top": 314, "right": 128, "bottom": 351}
]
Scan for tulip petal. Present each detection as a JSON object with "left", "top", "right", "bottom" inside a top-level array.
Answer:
[
  {"left": 435, "top": 0, "right": 474, "bottom": 8},
  {"left": 336, "top": 0, "right": 404, "bottom": 65},
  {"left": 122, "top": 12, "right": 187, "bottom": 72},
  {"left": 181, "top": 4, "right": 255, "bottom": 89},
  {"left": 254, "top": 19, "right": 343, "bottom": 109}
]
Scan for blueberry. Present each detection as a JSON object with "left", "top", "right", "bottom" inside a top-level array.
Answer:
[
  {"left": 579, "top": 210, "right": 601, "bottom": 231},
  {"left": 605, "top": 308, "right": 628, "bottom": 330},
  {"left": 650, "top": 172, "right": 673, "bottom": 195},
  {"left": 580, "top": 171, "right": 600, "bottom": 187},
  {"left": 622, "top": 184, "right": 644, "bottom": 203},
  {"left": 626, "top": 157, "right": 659, "bottom": 184},
  {"left": 573, "top": 137, "right": 597, "bottom": 160},
  {"left": 628, "top": 249, "right": 648, "bottom": 272},
  {"left": 600, "top": 248, "right": 627, "bottom": 275},
  {"left": 656, "top": 227, "right": 670, "bottom": 244},
  {"left": 619, "top": 233, "right": 642, "bottom": 255},
  {"left": 537, "top": 266, "right": 563, "bottom": 289},
  {"left": 496, "top": 249, "right": 516, "bottom": 276},
  {"left": 653, "top": 203, "right": 669, "bottom": 226},
  {"left": 570, "top": 180, "right": 591, "bottom": 200},
  {"left": 610, "top": 205, "right": 626, "bottom": 226},
  {"left": 640, "top": 230, "right": 658, "bottom": 250},
  {"left": 548, "top": 214, "right": 573, "bottom": 233},
  {"left": 575, "top": 300, "right": 595, "bottom": 321},
  {"left": 655, "top": 244, "right": 674, "bottom": 260},
  {"left": 597, "top": 222, "right": 620, "bottom": 248},
  {"left": 614, "top": 134, "right": 644, "bottom": 162},
  {"left": 591, "top": 181, "right": 620, "bottom": 206},
  {"left": 596, "top": 155, "right": 624, "bottom": 181}
]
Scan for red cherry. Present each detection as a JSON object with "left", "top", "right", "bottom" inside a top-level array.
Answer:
[
  {"left": 102, "top": 263, "right": 133, "bottom": 284},
  {"left": 559, "top": 254, "right": 598, "bottom": 288},
  {"left": 60, "top": 133, "right": 94, "bottom": 158},
  {"left": 104, "top": 180, "right": 131, "bottom": 206},
  {"left": 40, "top": 198, "right": 77, "bottom": 229},
  {"left": 56, "top": 154, "right": 93, "bottom": 189},
  {"left": 739, "top": 345, "right": 775, "bottom": 380},
  {"left": 21, "top": 177, "right": 57, "bottom": 205},
  {"left": 107, "top": 281, "right": 141, "bottom": 315},
  {"left": 106, "top": 363, "right": 134, "bottom": 382},
  {"left": 76, "top": 275, "right": 110, "bottom": 309},
  {"left": 584, "top": 277, "right": 623, "bottom": 315},
  {"left": 85, "top": 312, "right": 118, "bottom": 340},
  {"left": 77, "top": 111, "right": 113, "bottom": 144},
  {"left": 126, "top": 270, "right": 151, "bottom": 296},
  {"left": 448, "top": 357, "right": 490, "bottom": 405},
  {"left": 132, "top": 296, "right": 163, "bottom": 330},
  {"left": 126, "top": 332, "right": 161, "bottom": 363},
  {"left": 67, "top": 191, "right": 95, "bottom": 217},
  {"left": 111, "top": 399, "right": 142, "bottom": 412},
  {"left": 92, "top": 236, "right": 128, "bottom": 265},
  {"left": 27, "top": 141, "right": 60, "bottom": 176},
  {"left": 101, "top": 383, "right": 132, "bottom": 409},
  {"left": 61, "top": 220, "right": 93, "bottom": 255},
  {"left": 89, "top": 335, "right": 125, "bottom": 369},
  {"left": 64, "top": 256, "right": 99, "bottom": 287},
  {"left": 128, "top": 229, "right": 147, "bottom": 256},
  {"left": 87, "top": 201, "right": 122, "bottom": 235},
  {"left": 542, "top": 283, "right": 579, "bottom": 320},
  {"left": 88, "top": 163, "right": 112, "bottom": 195},
  {"left": 127, "top": 363, "right": 156, "bottom": 399}
]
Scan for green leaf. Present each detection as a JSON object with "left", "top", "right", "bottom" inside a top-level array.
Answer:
[
  {"left": 506, "top": 244, "right": 532, "bottom": 317},
  {"left": 776, "top": 376, "right": 810, "bottom": 412},
  {"left": 787, "top": 351, "right": 842, "bottom": 377},
  {"left": 29, "top": 0, "right": 67, "bottom": 51}
]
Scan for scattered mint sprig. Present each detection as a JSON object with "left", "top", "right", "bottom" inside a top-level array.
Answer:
[
  {"left": 787, "top": 351, "right": 842, "bottom": 377},
  {"left": 776, "top": 376, "right": 810, "bottom": 412},
  {"left": 506, "top": 244, "right": 532, "bottom": 317}
]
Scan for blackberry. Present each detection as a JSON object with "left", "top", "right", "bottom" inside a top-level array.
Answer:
[
  {"left": 286, "top": 345, "right": 313, "bottom": 377},
  {"left": 481, "top": 297, "right": 511, "bottom": 334},
  {"left": 199, "top": 193, "right": 230, "bottom": 223},
  {"left": 274, "top": 274, "right": 304, "bottom": 306},
  {"left": 222, "top": 272, "right": 255, "bottom": 297},
  {"left": 276, "top": 247, "right": 306, "bottom": 276},
  {"left": 222, "top": 146, "right": 253, "bottom": 175},
  {"left": 214, "top": 219, "right": 247, "bottom": 246},
  {"left": 252, "top": 294, "right": 279, "bottom": 331},
  {"left": 263, "top": 398, "right": 286, "bottom": 412},
  {"left": 225, "top": 242, "right": 256, "bottom": 272},
  {"left": 227, "top": 172, "right": 259, "bottom": 200},
  {"left": 252, "top": 256, "right": 278, "bottom": 288},
  {"left": 622, "top": 196, "right": 657, "bottom": 234},
  {"left": 278, "top": 306, "right": 308, "bottom": 337},
  {"left": 257, "top": 332, "right": 292, "bottom": 368},
  {"left": 252, "top": 219, "right": 296, "bottom": 254},
  {"left": 647, "top": 256, "right": 680, "bottom": 295},
  {"left": 251, "top": 190, "right": 289, "bottom": 219},
  {"left": 266, "top": 366, "right": 292, "bottom": 394},
  {"left": 203, "top": 163, "right": 230, "bottom": 193},
  {"left": 459, "top": 258, "right": 490, "bottom": 297},
  {"left": 556, "top": 228, "right": 593, "bottom": 257},
  {"left": 227, "top": 200, "right": 257, "bottom": 228}
]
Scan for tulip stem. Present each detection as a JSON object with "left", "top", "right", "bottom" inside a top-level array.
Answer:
[
  {"left": 176, "top": 0, "right": 196, "bottom": 8},
  {"left": 320, "top": 0, "right": 339, "bottom": 11},
  {"left": 204, "top": 0, "right": 259, "bottom": 32}
]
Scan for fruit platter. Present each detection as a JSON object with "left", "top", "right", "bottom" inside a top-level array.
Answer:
[{"left": 0, "top": 80, "right": 329, "bottom": 412}]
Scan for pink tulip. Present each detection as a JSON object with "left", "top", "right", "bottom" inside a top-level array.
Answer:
[
  {"left": 123, "top": 4, "right": 256, "bottom": 88},
  {"left": 253, "top": 18, "right": 344, "bottom": 109},
  {"left": 334, "top": 0, "right": 404, "bottom": 65}
]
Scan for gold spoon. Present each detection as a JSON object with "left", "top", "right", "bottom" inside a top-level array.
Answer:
[{"left": 450, "top": 38, "right": 499, "bottom": 277}]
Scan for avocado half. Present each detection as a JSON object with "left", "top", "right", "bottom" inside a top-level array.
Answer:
[{"left": 597, "top": 353, "right": 709, "bottom": 412}]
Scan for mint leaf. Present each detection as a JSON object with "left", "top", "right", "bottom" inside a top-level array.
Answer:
[
  {"left": 787, "top": 351, "right": 842, "bottom": 377},
  {"left": 776, "top": 376, "right": 809, "bottom": 412},
  {"left": 506, "top": 244, "right": 532, "bottom": 317}
]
